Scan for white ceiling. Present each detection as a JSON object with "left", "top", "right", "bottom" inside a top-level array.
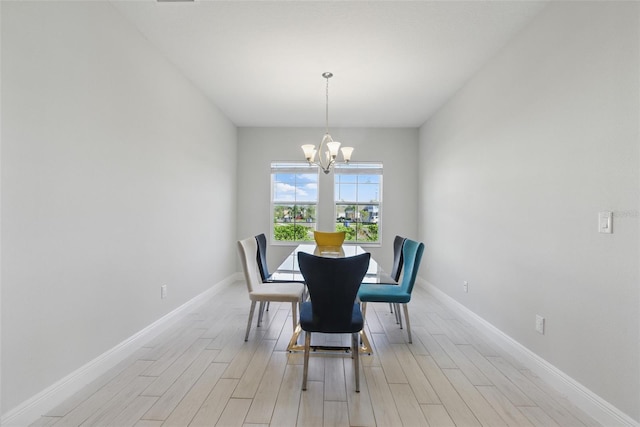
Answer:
[{"left": 112, "top": 0, "right": 548, "bottom": 128}]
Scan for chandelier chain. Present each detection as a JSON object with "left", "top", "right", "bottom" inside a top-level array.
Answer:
[{"left": 325, "top": 75, "right": 330, "bottom": 134}]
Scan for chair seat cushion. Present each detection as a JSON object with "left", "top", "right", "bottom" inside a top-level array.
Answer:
[
  {"left": 250, "top": 283, "right": 304, "bottom": 302},
  {"left": 300, "top": 301, "right": 363, "bottom": 333},
  {"left": 358, "top": 284, "right": 411, "bottom": 304}
]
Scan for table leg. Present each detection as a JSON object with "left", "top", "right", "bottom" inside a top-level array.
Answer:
[
  {"left": 287, "top": 324, "right": 372, "bottom": 354},
  {"left": 359, "top": 330, "right": 373, "bottom": 355},
  {"left": 287, "top": 324, "right": 303, "bottom": 352}
]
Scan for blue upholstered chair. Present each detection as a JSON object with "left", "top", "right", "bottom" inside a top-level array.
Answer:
[
  {"left": 256, "top": 233, "right": 306, "bottom": 284},
  {"left": 255, "top": 233, "right": 272, "bottom": 282},
  {"left": 297, "top": 252, "right": 371, "bottom": 392},
  {"left": 358, "top": 238, "right": 424, "bottom": 343},
  {"left": 255, "top": 233, "right": 305, "bottom": 320}
]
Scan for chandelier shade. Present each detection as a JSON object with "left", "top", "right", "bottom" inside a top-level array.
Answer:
[{"left": 301, "top": 72, "right": 353, "bottom": 174}]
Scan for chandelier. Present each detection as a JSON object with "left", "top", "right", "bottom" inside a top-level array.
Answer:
[{"left": 301, "top": 72, "right": 354, "bottom": 174}]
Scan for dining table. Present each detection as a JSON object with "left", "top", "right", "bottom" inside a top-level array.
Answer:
[{"left": 270, "top": 243, "right": 397, "bottom": 354}]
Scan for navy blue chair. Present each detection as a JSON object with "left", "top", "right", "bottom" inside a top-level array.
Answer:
[
  {"left": 358, "top": 239, "right": 424, "bottom": 343},
  {"left": 255, "top": 233, "right": 305, "bottom": 321},
  {"left": 256, "top": 233, "right": 305, "bottom": 284},
  {"left": 255, "top": 233, "right": 272, "bottom": 282},
  {"left": 297, "top": 252, "right": 371, "bottom": 392},
  {"left": 390, "top": 235, "right": 407, "bottom": 282}
]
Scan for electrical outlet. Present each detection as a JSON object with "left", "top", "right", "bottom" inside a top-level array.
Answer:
[
  {"left": 463, "top": 281, "right": 469, "bottom": 293},
  {"left": 535, "top": 315, "right": 545, "bottom": 334},
  {"left": 161, "top": 285, "right": 167, "bottom": 299}
]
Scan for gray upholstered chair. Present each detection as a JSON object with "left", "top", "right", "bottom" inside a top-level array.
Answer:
[{"left": 237, "top": 237, "right": 305, "bottom": 341}]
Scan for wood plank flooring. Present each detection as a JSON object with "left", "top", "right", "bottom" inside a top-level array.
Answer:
[{"left": 32, "top": 282, "right": 600, "bottom": 426}]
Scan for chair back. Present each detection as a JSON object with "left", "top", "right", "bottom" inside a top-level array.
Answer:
[
  {"left": 298, "top": 252, "right": 370, "bottom": 332},
  {"left": 238, "top": 237, "right": 263, "bottom": 293},
  {"left": 313, "top": 230, "right": 346, "bottom": 247},
  {"left": 255, "top": 233, "right": 270, "bottom": 281},
  {"left": 398, "top": 239, "right": 425, "bottom": 294},
  {"left": 390, "top": 235, "right": 406, "bottom": 282}
]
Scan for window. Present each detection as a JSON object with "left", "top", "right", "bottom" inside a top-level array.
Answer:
[
  {"left": 271, "top": 162, "right": 318, "bottom": 242},
  {"left": 334, "top": 162, "right": 382, "bottom": 244}
]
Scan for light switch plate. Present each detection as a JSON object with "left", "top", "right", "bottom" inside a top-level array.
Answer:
[{"left": 598, "top": 211, "right": 612, "bottom": 234}]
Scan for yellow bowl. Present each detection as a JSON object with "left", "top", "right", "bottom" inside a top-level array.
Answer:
[{"left": 314, "top": 231, "right": 346, "bottom": 247}]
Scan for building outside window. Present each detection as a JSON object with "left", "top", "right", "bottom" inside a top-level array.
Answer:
[
  {"left": 271, "top": 162, "right": 318, "bottom": 242},
  {"left": 334, "top": 162, "right": 382, "bottom": 244}
]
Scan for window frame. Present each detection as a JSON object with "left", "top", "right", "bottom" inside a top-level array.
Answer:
[
  {"left": 270, "top": 162, "right": 319, "bottom": 246},
  {"left": 334, "top": 162, "right": 383, "bottom": 247}
]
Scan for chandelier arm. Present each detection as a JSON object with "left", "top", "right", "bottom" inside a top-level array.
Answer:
[
  {"left": 318, "top": 137, "right": 327, "bottom": 171},
  {"left": 317, "top": 132, "right": 333, "bottom": 172}
]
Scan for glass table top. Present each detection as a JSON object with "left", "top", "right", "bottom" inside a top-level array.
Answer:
[{"left": 270, "top": 244, "right": 397, "bottom": 284}]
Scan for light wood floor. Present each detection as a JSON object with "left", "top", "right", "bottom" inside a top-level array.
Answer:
[{"left": 32, "top": 281, "right": 600, "bottom": 427}]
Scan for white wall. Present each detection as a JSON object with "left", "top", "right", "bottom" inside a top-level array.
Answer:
[
  {"left": 1, "top": 2, "right": 237, "bottom": 414},
  {"left": 419, "top": 1, "right": 639, "bottom": 421},
  {"left": 237, "top": 127, "right": 419, "bottom": 272}
]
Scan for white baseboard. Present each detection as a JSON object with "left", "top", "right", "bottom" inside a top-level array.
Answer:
[
  {"left": 0, "top": 274, "right": 240, "bottom": 427},
  {"left": 419, "top": 279, "right": 638, "bottom": 427}
]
